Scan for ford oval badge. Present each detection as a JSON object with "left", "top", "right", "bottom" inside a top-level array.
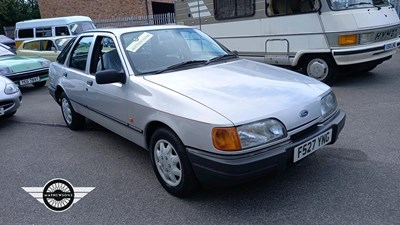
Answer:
[{"left": 299, "top": 110, "right": 309, "bottom": 118}]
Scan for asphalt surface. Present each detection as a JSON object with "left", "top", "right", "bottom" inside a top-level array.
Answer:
[{"left": 1, "top": 52, "right": 400, "bottom": 225}]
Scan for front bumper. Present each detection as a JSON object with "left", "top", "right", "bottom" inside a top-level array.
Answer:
[
  {"left": 6, "top": 68, "right": 49, "bottom": 86},
  {"left": 187, "top": 109, "right": 346, "bottom": 187},
  {"left": 0, "top": 91, "right": 22, "bottom": 117},
  {"left": 332, "top": 38, "right": 400, "bottom": 65}
]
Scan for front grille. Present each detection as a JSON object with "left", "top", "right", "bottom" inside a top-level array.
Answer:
[
  {"left": 6, "top": 68, "right": 48, "bottom": 81},
  {"left": 290, "top": 124, "right": 318, "bottom": 142},
  {"left": 0, "top": 100, "right": 14, "bottom": 110},
  {"left": 374, "top": 28, "right": 398, "bottom": 42}
]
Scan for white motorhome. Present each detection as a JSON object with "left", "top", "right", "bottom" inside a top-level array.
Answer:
[
  {"left": 176, "top": 0, "right": 400, "bottom": 83},
  {"left": 15, "top": 16, "right": 95, "bottom": 49}
]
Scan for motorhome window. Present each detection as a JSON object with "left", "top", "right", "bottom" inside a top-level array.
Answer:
[
  {"left": 266, "top": 0, "right": 320, "bottom": 16},
  {"left": 18, "top": 29, "right": 34, "bottom": 38},
  {"left": 55, "top": 26, "right": 70, "bottom": 36},
  {"left": 328, "top": 0, "right": 389, "bottom": 10},
  {"left": 36, "top": 27, "right": 52, "bottom": 37},
  {"left": 69, "top": 21, "right": 96, "bottom": 35},
  {"left": 214, "top": 0, "right": 255, "bottom": 20}
]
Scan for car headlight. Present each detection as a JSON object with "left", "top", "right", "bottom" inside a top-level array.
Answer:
[
  {"left": 0, "top": 67, "right": 11, "bottom": 76},
  {"left": 321, "top": 92, "right": 337, "bottom": 119},
  {"left": 212, "top": 119, "right": 287, "bottom": 151},
  {"left": 4, "top": 83, "right": 19, "bottom": 95},
  {"left": 40, "top": 60, "right": 51, "bottom": 68}
]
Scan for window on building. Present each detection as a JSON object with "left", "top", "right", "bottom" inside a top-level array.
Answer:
[
  {"left": 18, "top": 29, "right": 34, "bottom": 38},
  {"left": 266, "top": 0, "right": 320, "bottom": 16},
  {"left": 214, "top": 0, "right": 255, "bottom": 20}
]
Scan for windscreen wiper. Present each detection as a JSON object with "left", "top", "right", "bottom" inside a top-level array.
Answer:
[
  {"left": 348, "top": 2, "right": 381, "bottom": 10},
  {"left": 153, "top": 60, "right": 207, "bottom": 74},
  {"left": 205, "top": 54, "right": 238, "bottom": 65}
]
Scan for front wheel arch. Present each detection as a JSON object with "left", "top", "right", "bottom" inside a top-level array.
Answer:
[{"left": 298, "top": 54, "right": 338, "bottom": 84}]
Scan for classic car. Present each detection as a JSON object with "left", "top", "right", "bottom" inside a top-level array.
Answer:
[
  {"left": 48, "top": 25, "right": 345, "bottom": 197},
  {"left": 0, "top": 44, "right": 50, "bottom": 87},
  {"left": 16, "top": 36, "right": 73, "bottom": 62},
  {"left": 0, "top": 75, "right": 21, "bottom": 118}
]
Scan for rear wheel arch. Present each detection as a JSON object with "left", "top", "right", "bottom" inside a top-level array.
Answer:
[{"left": 55, "top": 86, "right": 64, "bottom": 105}]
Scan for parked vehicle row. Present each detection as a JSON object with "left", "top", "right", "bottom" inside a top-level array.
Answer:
[
  {"left": 48, "top": 25, "right": 345, "bottom": 197},
  {"left": 0, "top": 44, "right": 50, "bottom": 87}
]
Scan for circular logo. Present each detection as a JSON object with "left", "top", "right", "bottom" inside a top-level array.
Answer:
[
  {"left": 299, "top": 110, "right": 309, "bottom": 118},
  {"left": 42, "top": 179, "right": 74, "bottom": 212}
]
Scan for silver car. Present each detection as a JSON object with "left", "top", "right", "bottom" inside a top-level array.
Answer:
[
  {"left": 0, "top": 75, "right": 22, "bottom": 118},
  {"left": 48, "top": 25, "right": 345, "bottom": 197}
]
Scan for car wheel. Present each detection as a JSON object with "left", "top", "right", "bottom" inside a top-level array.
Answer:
[
  {"left": 149, "top": 128, "right": 199, "bottom": 197},
  {"left": 302, "top": 55, "right": 337, "bottom": 84},
  {"left": 60, "top": 92, "right": 85, "bottom": 130},
  {"left": 33, "top": 81, "right": 47, "bottom": 87}
]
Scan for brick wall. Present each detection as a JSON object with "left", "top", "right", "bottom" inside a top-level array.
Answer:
[{"left": 37, "top": 0, "right": 173, "bottom": 19}]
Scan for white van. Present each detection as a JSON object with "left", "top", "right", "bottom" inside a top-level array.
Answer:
[
  {"left": 176, "top": 0, "right": 400, "bottom": 83},
  {"left": 15, "top": 16, "right": 95, "bottom": 49}
]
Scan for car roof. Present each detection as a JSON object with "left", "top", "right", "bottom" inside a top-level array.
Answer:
[
  {"left": 82, "top": 25, "right": 194, "bottom": 36},
  {"left": 20, "top": 36, "right": 74, "bottom": 43}
]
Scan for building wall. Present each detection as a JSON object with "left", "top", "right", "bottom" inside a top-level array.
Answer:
[{"left": 37, "top": 0, "right": 174, "bottom": 19}]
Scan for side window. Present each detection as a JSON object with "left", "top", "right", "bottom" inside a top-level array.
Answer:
[
  {"left": 57, "top": 37, "right": 76, "bottom": 64},
  {"left": 69, "top": 36, "right": 93, "bottom": 72},
  {"left": 55, "top": 26, "right": 70, "bottom": 36},
  {"left": 36, "top": 27, "right": 52, "bottom": 37},
  {"left": 42, "top": 40, "right": 55, "bottom": 51},
  {"left": 214, "top": 0, "right": 255, "bottom": 20},
  {"left": 266, "top": 0, "right": 320, "bottom": 16},
  {"left": 18, "top": 29, "right": 34, "bottom": 38},
  {"left": 90, "top": 36, "right": 123, "bottom": 74},
  {"left": 23, "top": 41, "right": 40, "bottom": 50}
]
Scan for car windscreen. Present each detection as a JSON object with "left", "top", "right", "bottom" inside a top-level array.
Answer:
[
  {"left": 0, "top": 45, "right": 15, "bottom": 57},
  {"left": 328, "top": 0, "right": 390, "bottom": 10},
  {"left": 120, "top": 28, "right": 233, "bottom": 75},
  {"left": 69, "top": 21, "right": 96, "bottom": 35},
  {"left": 55, "top": 37, "right": 73, "bottom": 51}
]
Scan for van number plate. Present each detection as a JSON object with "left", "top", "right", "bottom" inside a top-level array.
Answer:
[
  {"left": 384, "top": 42, "right": 397, "bottom": 51},
  {"left": 293, "top": 129, "right": 332, "bottom": 163}
]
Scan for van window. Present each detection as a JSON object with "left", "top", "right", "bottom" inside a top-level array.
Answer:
[
  {"left": 55, "top": 26, "right": 70, "bottom": 36},
  {"left": 18, "top": 29, "right": 34, "bottom": 38},
  {"left": 266, "top": 0, "right": 320, "bottom": 16},
  {"left": 36, "top": 27, "right": 52, "bottom": 37},
  {"left": 214, "top": 0, "right": 255, "bottom": 20}
]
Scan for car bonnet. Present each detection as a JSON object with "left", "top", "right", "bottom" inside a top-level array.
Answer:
[{"left": 143, "top": 60, "right": 331, "bottom": 130}]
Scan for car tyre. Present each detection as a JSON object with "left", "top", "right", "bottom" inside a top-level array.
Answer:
[
  {"left": 33, "top": 81, "right": 47, "bottom": 87},
  {"left": 302, "top": 55, "right": 337, "bottom": 84},
  {"left": 149, "top": 127, "right": 199, "bottom": 197},
  {"left": 60, "top": 92, "right": 85, "bottom": 130}
]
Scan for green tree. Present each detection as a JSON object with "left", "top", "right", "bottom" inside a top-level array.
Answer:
[{"left": 0, "top": 0, "right": 40, "bottom": 34}]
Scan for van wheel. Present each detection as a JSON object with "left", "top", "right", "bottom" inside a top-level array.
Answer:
[
  {"left": 60, "top": 92, "right": 85, "bottom": 130},
  {"left": 302, "top": 55, "right": 337, "bottom": 84},
  {"left": 149, "top": 128, "right": 199, "bottom": 197},
  {"left": 33, "top": 81, "right": 46, "bottom": 87}
]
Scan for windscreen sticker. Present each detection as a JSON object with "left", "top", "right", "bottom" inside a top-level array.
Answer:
[
  {"left": 71, "top": 24, "right": 78, "bottom": 33},
  {"left": 126, "top": 32, "right": 153, "bottom": 53},
  {"left": 57, "top": 39, "right": 67, "bottom": 46}
]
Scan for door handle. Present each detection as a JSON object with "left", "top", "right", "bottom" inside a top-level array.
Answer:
[
  {"left": 86, "top": 80, "right": 93, "bottom": 86},
  {"left": 63, "top": 72, "right": 68, "bottom": 77}
]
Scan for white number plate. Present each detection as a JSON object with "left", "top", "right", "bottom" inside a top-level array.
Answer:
[
  {"left": 293, "top": 129, "right": 332, "bottom": 163},
  {"left": 384, "top": 42, "right": 397, "bottom": 51},
  {"left": 0, "top": 107, "right": 4, "bottom": 116},
  {"left": 20, "top": 76, "right": 40, "bottom": 85}
]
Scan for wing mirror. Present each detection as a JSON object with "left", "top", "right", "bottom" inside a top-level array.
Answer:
[{"left": 95, "top": 69, "right": 126, "bottom": 84}]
